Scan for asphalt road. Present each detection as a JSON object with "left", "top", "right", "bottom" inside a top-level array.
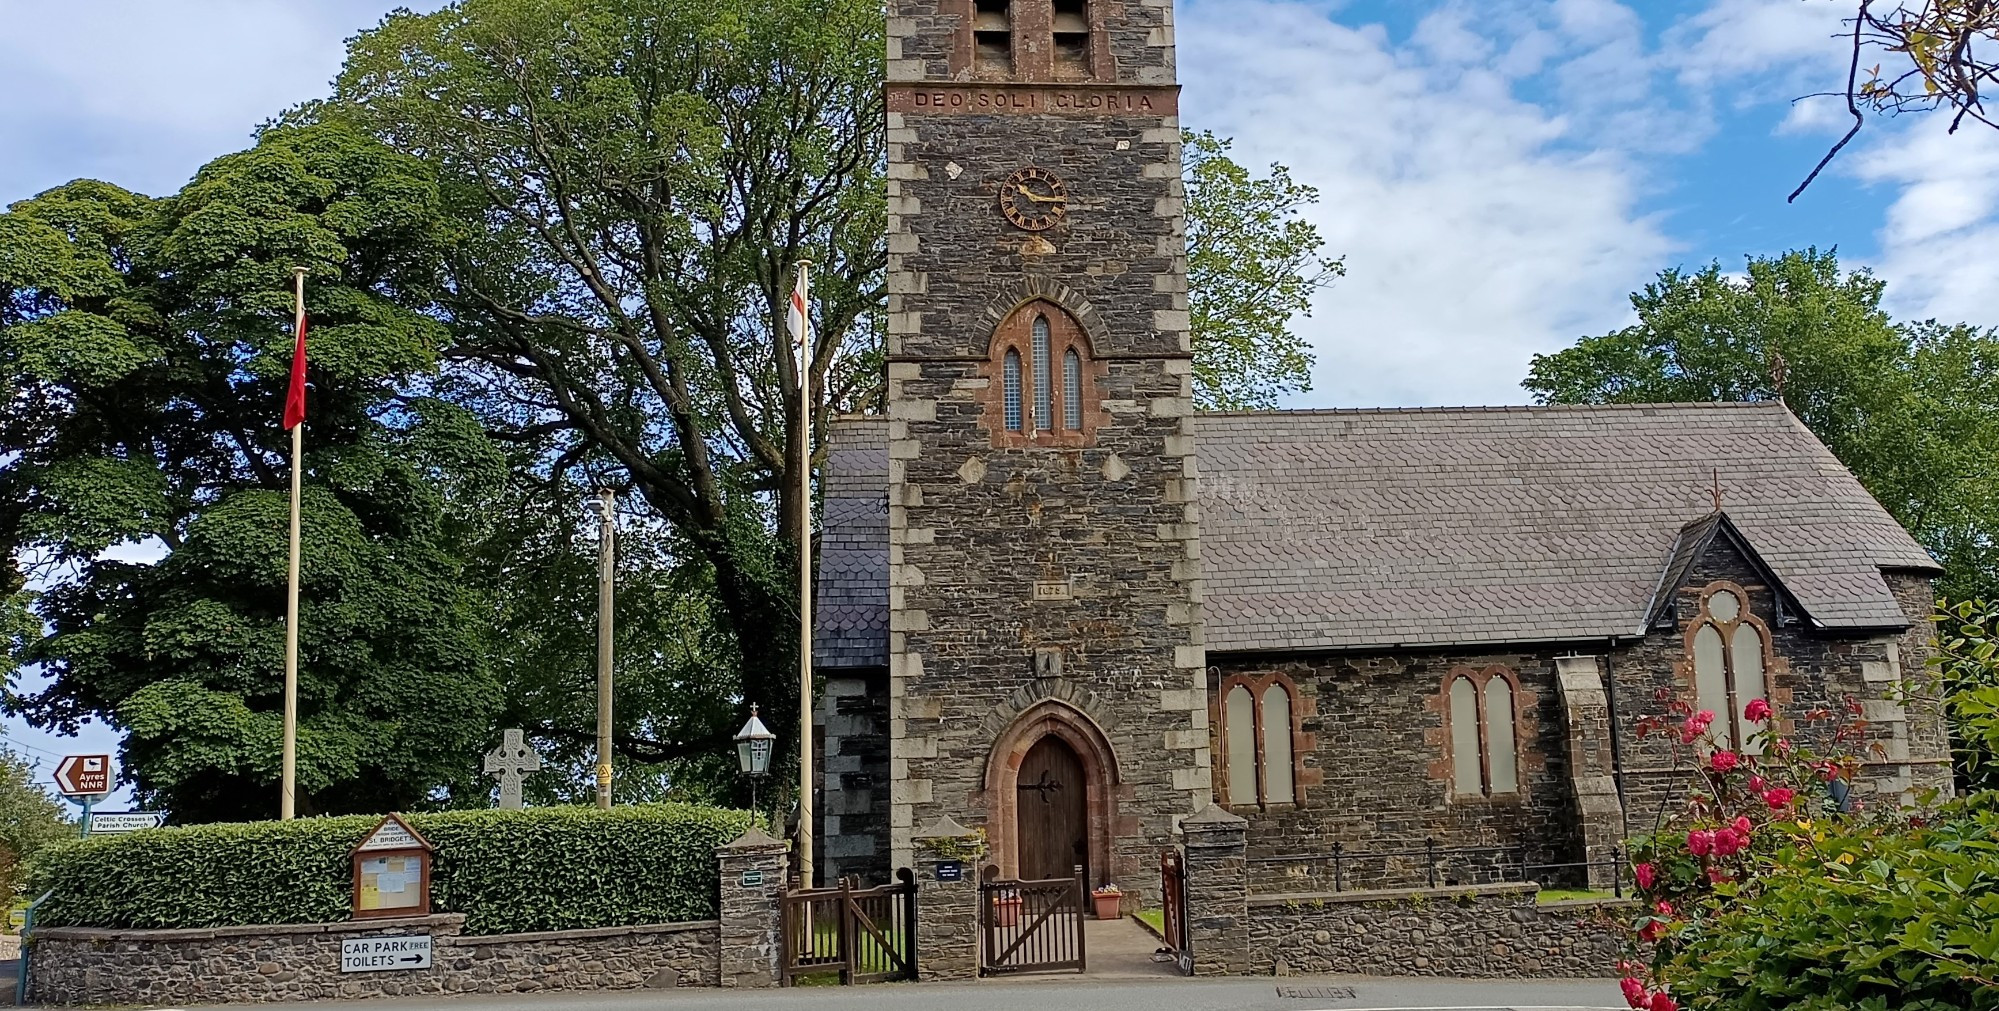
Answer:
[{"left": 167, "top": 976, "right": 1625, "bottom": 1011}]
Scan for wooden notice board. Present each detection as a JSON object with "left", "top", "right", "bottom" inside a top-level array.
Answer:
[{"left": 351, "top": 812, "right": 434, "bottom": 919}]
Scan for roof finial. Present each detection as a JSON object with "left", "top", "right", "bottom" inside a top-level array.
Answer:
[
  {"left": 1768, "top": 342, "right": 1788, "bottom": 404},
  {"left": 1711, "top": 468, "right": 1724, "bottom": 514}
]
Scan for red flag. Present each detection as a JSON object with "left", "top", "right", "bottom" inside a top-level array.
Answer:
[{"left": 283, "top": 317, "right": 307, "bottom": 430}]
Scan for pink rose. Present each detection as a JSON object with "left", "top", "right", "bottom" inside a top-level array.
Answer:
[
  {"left": 1763, "top": 787, "right": 1795, "bottom": 810},
  {"left": 1711, "top": 828, "right": 1742, "bottom": 857},
  {"left": 1634, "top": 862, "right": 1656, "bottom": 890},
  {"left": 1748, "top": 774, "right": 1766, "bottom": 792},
  {"left": 1689, "top": 710, "right": 1715, "bottom": 732},
  {"left": 1621, "top": 977, "right": 1649, "bottom": 1008},
  {"left": 1732, "top": 815, "right": 1753, "bottom": 838},
  {"left": 1687, "top": 829, "right": 1715, "bottom": 856},
  {"left": 1744, "top": 698, "right": 1773, "bottom": 722},
  {"left": 1654, "top": 900, "right": 1674, "bottom": 917},
  {"left": 1651, "top": 992, "right": 1680, "bottom": 1011},
  {"left": 1709, "top": 750, "right": 1739, "bottom": 773},
  {"left": 1640, "top": 919, "right": 1664, "bottom": 943}
]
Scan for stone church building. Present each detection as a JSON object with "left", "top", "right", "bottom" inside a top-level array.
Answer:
[{"left": 810, "top": 0, "right": 1955, "bottom": 903}]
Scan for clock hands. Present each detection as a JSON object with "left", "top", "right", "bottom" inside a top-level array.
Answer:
[{"left": 1014, "top": 183, "right": 1066, "bottom": 204}]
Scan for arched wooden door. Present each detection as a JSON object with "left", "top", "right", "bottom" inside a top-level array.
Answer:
[{"left": 1015, "top": 736, "right": 1088, "bottom": 883}]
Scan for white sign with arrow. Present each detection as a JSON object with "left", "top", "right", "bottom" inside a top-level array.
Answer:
[
  {"left": 339, "top": 935, "right": 432, "bottom": 973},
  {"left": 87, "top": 812, "right": 167, "bottom": 834}
]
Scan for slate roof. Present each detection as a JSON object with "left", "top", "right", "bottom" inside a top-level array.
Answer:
[
  {"left": 813, "top": 417, "right": 890, "bottom": 668},
  {"left": 814, "top": 403, "right": 1937, "bottom": 665}
]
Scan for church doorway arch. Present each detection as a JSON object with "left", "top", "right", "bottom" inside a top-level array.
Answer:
[{"left": 984, "top": 700, "right": 1118, "bottom": 886}]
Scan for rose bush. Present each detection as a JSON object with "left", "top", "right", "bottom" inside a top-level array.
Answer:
[{"left": 1613, "top": 619, "right": 1999, "bottom": 1011}]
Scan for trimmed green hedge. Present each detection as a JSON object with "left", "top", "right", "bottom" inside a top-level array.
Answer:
[{"left": 25, "top": 803, "right": 756, "bottom": 935}]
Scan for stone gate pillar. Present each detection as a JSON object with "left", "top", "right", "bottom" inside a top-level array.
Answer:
[
  {"left": 716, "top": 827, "right": 789, "bottom": 988},
  {"left": 1181, "top": 804, "right": 1249, "bottom": 976},
  {"left": 912, "top": 817, "right": 982, "bottom": 981}
]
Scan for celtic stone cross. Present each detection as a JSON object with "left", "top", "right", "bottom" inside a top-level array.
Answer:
[{"left": 483, "top": 728, "right": 542, "bottom": 810}]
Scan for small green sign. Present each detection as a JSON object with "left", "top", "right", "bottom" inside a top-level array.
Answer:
[{"left": 739, "top": 868, "right": 764, "bottom": 888}]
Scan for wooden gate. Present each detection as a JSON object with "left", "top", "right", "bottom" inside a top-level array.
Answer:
[
  {"left": 1159, "top": 849, "right": 1193, "bottom": 975},
  {"left": 780, "top": 870, "right": 917, "bottom": 985},
  {"left": 979, "top": 863, "right": 1086, "bottom": 975}
]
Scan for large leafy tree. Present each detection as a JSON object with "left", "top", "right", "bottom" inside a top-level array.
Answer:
[
  {"left": 0, "top": 124, "right": 506, "bottom": 821},
  {"left": 1184, "top": 130, "right": 1343, "bottom": 410},
  {"left": 1525, "top": 248, "right": 1999, "bottom": 601},
  {"left": 328, "top": 0, "right": 886, "bottom": 765}
]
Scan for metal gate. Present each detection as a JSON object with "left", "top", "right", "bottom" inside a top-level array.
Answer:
[
  {"left": 1159, "top": 849, "right": 1193, "bottom": 975},
  {"left": 979, "top": 864, "right": 1087, "bottom": 975},
  {"left": 780, "top": 870, "right": 918, "bottom": 985}
]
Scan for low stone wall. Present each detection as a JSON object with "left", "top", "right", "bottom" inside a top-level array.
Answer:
[
  {"left": 26, "top": 914, "right": 722, "bottom": 1005},
  {"left": 1246, "top": 883, "right": 1631, "bottom": 978}
]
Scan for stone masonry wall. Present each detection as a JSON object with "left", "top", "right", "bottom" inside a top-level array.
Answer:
[
  {"left": 820, "top": 669, "right": 892, "bottom": 884},
  {"left": 1211, "top": 650, "right": 1585, "bottom": 893},
  {"left": 1246, "top": 885, "right": 1629, "bottom": 978},
  {"left": 25, "top": 915, "right": 720, "bottom": 1006},
  {"left": 885, "top": 0, "right": 1207, "bottom": 908}
]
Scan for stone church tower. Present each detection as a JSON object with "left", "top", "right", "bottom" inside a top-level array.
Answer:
[{"left": 884, "top": 0, "right": 1209, "bottom": 897}]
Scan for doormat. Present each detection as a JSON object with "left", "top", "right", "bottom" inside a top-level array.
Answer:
[{"left": 1276, "top": 985, "right": 1357, "bottom": 999}]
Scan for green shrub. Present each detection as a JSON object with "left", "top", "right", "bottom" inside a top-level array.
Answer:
[
  {"left": 1661, "top": 793, "right": 1999, "bottom": 1010},
  {"left": 24, "top": 803, "right": 756, "bottom": 935}
]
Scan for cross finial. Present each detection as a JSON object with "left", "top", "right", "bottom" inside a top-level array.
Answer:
[{"left": 1711, "top": 468, "right": 1724, "bottom": 514}]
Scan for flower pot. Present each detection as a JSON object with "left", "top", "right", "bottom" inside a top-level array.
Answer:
[
  {"left": 1092, "top": 892, "right": 1123, "bottom": 920},
  {"left": 992, "top": 896, "right": 1021, "bottom": 927}
]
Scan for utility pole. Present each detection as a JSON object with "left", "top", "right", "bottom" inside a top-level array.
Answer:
[{"left": 594, "top": 487, "right": 616, "bottom": 810}]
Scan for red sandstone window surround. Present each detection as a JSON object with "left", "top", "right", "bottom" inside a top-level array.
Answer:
[
  {"left": 1218, "top": 672, "right": 1301, "bottom": 808},
  {"left": 1444, "top": 665, "right": 1521, "bottom": 799},
  {"left": 982, "top": 299, "right": 1100, "bottom": 448},
  {"left": 1684, "top": 581, "right": 1775, "bottom": 753}
]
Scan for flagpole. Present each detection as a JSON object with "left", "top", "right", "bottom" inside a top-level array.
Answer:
[
  {"left": 282, "top": 266, "right": 306, "bottom": 821},
  {"left": 794, "top": 259, "right": 814, "bottom": 888}
]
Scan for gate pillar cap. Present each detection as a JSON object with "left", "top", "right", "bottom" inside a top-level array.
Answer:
[
  {"left": 721, "top": 826, "right": 788, "bottom": 853},
  {"left": 1182, "top": 803, "right": 1247, "bottom": 828},
  {"left": 1180, "top": 804, "right": 1248, "bottom": 846}
]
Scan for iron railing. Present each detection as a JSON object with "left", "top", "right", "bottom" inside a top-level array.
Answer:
[{"left": 1246, "top": 840, "right": 1624, "bottom": 897}]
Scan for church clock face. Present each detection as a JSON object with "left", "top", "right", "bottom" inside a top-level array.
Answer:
[{"left": 999, "top": 166, "right": 1068, "bottom": 232}]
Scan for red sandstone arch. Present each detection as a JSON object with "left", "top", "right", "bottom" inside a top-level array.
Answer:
[{"left": 982, "top": 699, "right": 1120, "bottom": 886}]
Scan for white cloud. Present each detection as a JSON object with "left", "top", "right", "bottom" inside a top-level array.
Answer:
[
  {"left": 1179, "top": 0, "right": 1678, "bottom": 406},
  {"left": 0, "top": 1, "right": 430, "bottom": 202},
  {"left": 1854, "top": 121, "right": 1999, "bottom": 324}
]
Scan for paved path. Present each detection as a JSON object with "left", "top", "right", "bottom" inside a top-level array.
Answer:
[{"left": 161, "top": 976, "right": 1624, "bottom": 1011}]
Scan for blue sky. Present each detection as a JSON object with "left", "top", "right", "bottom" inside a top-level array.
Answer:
[{"left": 3, "top": 0, "right": 1995, "bottom": 800}]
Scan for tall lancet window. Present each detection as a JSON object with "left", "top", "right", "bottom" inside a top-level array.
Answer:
[
  {"left": 1063, "top": 348, "right": 1082, "bottom": 429},
  {"left": 1002, "top": 349, "right": 1023, "bottom": 432},
  {"left": 1217, "top": 673, "right": 1304, "bottom": 808},
  {"left": 1032, "top": 315, "right": 1053, "bottom": 430}
]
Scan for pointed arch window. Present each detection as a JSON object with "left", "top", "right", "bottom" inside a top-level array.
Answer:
[
  {"left": 984, "top": 299, "right": 1097, "bottom": 447},
  {"left": 1686, "top": 583, "right": 1772, "bottom": 753},
  {"left": 1002, "top": 349, "right": 1023, "bottom": 432},
  {"left": 1217, "top": 673, "right": 1300, "bottom": 807},
  {"left": 1031, "top": 315, "right": 1053, "bottom": 430},
  {"left": 1445, "top": 666, "right": 1520, "bottom": 798}
]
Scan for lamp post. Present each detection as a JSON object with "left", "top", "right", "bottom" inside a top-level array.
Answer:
[{"left": 735, "top": 705, "right": 776, "bottom": 816}]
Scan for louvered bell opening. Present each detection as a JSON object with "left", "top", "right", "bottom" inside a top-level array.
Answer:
[
  {"left": 1052, "top": 0, "right": 1089, "bottom": 76},
  {"left": 974, "top": 0, "right": 1011, "bottom": 72}
]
